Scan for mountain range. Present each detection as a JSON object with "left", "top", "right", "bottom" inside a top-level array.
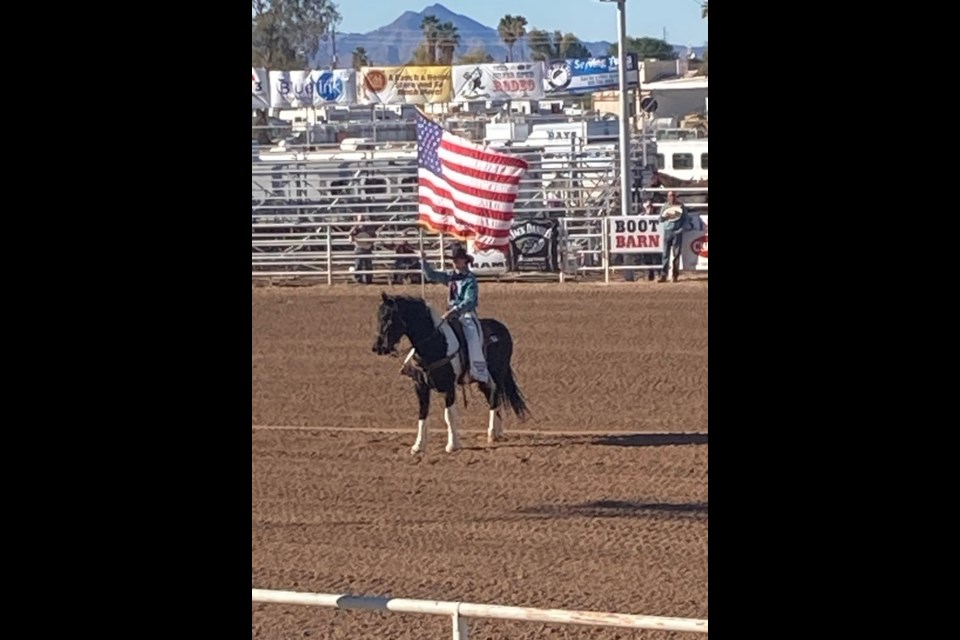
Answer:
[{"left": 313, "top": 3, "right": 704, "bottom": 67}]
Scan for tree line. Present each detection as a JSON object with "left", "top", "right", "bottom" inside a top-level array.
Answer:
[
  {"left": 252, "top": 1, "right": 702, "bottom": 71},
  {"left": 400, "top": 13, "right": 686, "bottom": 67}
]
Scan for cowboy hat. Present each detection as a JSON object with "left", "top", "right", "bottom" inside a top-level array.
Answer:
[{"left": 450, "top": 246, "right": 474, "bottom": 264}]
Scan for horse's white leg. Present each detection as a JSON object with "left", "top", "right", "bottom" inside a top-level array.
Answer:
[
  {"left": 487, "top": 408, "right": 503, "bottom": 443},
  {"left": 411, "top": 419, "right": 427, "bottom": 455},
  {"left": 483, "top": 380, "right": 503, "bottom": 443},
  {"left": 444, "top": 395, "right": 461, "bottom": 453},
  {"left": 412, "top": 383, "right": 430, "bottom": 455}
]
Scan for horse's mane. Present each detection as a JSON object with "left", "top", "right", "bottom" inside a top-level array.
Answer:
[
  {"left": 389, "top": 295, "right": 435, "bottom": 324},
  {"left": 390, "top": 294, "right": 428, "bottom": 309}
]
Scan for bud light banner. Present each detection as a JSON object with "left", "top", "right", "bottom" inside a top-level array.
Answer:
[
  {"left": 268, "top": 69, "right": 357, "bottom": 108},
  {"left": 543, "top": 53, "right": 638, "bottom": 96},
  {"left": 508, "top": 218, "right": 560, "bottom": 272}
]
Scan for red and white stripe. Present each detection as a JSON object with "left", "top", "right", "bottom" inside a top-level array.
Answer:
[{"left": 418, "top": 132, "right": 527, "bottom": 249}]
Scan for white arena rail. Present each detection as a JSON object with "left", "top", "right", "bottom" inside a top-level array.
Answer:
[{"left": 252, "top": 588, "right": 708, "bottom": 639}]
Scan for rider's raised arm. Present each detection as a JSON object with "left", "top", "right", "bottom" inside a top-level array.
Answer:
[{"left": 421, "top": 258, "right": 450, "bottom": 284}]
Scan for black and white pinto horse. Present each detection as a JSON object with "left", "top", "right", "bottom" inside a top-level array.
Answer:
[{"left": 372, "top": 292, "right": 530, "bottom": 454}]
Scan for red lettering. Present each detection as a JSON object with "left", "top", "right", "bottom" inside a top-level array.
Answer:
[
  {"left": 616, "top": 234, "right": 662, "bottom": 250},
  {"left": 691, "top": 234, "right": 707, "bottom": 257}
]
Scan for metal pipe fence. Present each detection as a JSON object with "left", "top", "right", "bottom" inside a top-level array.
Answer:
[{"left": 252, "top": 144, "right": 706, "bottom": 282}]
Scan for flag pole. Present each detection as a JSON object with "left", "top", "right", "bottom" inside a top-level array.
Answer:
[{"left": 418, "top": 226, "right": 426, "bottom": 299}]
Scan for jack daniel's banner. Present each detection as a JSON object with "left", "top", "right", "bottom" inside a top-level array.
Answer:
[{"left": 508, "top": 218, "right": 560, "bottom": 272}]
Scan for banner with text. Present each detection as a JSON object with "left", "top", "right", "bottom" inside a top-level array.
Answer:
[
  {"left": 680, "top": 214, "right": 708, "bottom": 271},
  {"left": 452, "top": 62, "right": 545, "bottom": 102},
  {"left": 358, "top": 66, "right": 452, "bottom": 104},
  {"left": 608, "top": 215, "right": 663, "bottom": 254},
  {"left": 466, "top": 240, "right": 509, "bottom": 276},
  {"left": 252, "top": 68, "right": 270, "bottom": 110},
  {"left": 268, "top": 69, "right": 357, "bottom": 108},
  {"left": 509, "top": 218, "right": 560, "bottom": 272},
  {"left": 543, "top": 53, "right": 639, "bottom": 96}
]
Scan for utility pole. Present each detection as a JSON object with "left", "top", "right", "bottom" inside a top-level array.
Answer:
[{"left": 331, "top": 29, "right": 338, "bottom": 68}]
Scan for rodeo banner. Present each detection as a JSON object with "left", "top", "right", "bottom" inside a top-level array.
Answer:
[
  {"left": 268, "top": 69, "right": 357, "bottom": 108},
  {"left": 466, "top": 239, "right": 510, "bottom": 276},
  {"left": 543, "top": 53, "right": 639, "bottom": 96},
  {"left": 358, "top": 66, "right": 452, "bottom": 104},
  {"left": 452, "top": 62, "right": 545, "bottom": 102},
  {"left": 509, "top": 217, "right": 560, "bottom": 272}
]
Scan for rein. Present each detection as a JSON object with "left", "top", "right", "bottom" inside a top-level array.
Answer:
[
  {"left": 389, "top": 306, "right": 472, "bottom": 409},
  {"left": 410, "top": 317, "right": 456, "bottom": 373},
  {"left": 391, "top": 313, "right": 458, "bottom": 376}
]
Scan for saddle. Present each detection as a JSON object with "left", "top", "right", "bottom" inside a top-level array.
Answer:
[
  {"left": 446, "top": 315, "right": 487, "bottom": 386},
  {"left": 400, "top": 316, "right": 490, "bottom": 388}
]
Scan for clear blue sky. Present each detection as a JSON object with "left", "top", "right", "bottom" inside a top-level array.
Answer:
[{"left": 336, "top": 1, "right": 708, "bottom": 47}]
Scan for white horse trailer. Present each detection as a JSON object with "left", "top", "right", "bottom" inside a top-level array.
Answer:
[{"left": 653, "top": 138, "right": 708, "bottom": 182}]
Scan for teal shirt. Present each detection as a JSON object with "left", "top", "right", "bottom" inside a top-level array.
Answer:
[{"left": 421, "top": 260, "right": 479, "bottom": 314}]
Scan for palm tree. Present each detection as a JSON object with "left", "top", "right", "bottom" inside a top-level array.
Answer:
[
  {"left": 351, "top": 47, "right": 370, "bottom": 69},
  {"left": 498, "top": 14, "right": 528, "bottom": 62},
  {"left": 420, "top": 15, "right": 441, "bottom": 65},
  {"left": 435, "top": 21, "right": 461, "bottom": 65},
  {"left": 701, "top": 1, "right": 708, "bottom": 19}
]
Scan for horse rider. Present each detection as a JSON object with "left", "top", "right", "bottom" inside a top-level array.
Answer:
[
  {"left": 418, "top": 246, "right": 489, "bottom": 384},
  {"left": 658, "top": 191, "right": 689, "bottom": 283}
]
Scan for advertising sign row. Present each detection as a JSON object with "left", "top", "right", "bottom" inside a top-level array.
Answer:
[
  {"left": 463, "top": 211, "right": 707, "bottom": 276},
  {"left": 608, "top": 214, "right": 708, "bottom": 271},
  {"left": 252, "top": 55, "right": 639, "bottom": 109},
  {"left": 466, "top": 218, "right": 561, "bottom": 276}
]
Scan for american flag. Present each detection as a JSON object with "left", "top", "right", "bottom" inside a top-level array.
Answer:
[{"left": 416, "top": 110, "right": 528, "bottom": 250}]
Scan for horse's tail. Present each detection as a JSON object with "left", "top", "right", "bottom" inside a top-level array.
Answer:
[{"left": 498, "top": 365, "right": 530, "bottom": 422}]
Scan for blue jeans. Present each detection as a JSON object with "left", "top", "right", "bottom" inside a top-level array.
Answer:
[
  {"left": 661, "top": 232, "right": 683, "bottom": 278},
  {"left": 354, "top": 253, "right": 372, "bottom": 284}
]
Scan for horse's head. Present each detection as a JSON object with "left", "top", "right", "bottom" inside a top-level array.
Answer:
[{"left": 372, "top": 292, "right": 407, "bottom": 356}]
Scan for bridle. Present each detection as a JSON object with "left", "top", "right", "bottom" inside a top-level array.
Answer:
[
  {"left": 381, "top": 305, "right": 453, "bottom": 372},
  {"left": 380, "top": 305, "right": 444, "bottom": 354}
]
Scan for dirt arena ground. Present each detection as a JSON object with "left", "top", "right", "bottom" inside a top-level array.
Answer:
[{"left": 253, "top": 281, "right": 708, "bottom": 639}]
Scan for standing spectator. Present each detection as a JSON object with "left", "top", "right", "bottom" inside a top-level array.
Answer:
[
  {"left": 658, "top": 191, "right": 688, "bottom": 283},
  {"left": 348, "top": 214, "right": 375, "bottom": 284},
  {"left": 641, "top": 199, "right": 659, "bottom": 281},
  {"left": 391, "top": 237, "right": 421, "bottom": 284}
]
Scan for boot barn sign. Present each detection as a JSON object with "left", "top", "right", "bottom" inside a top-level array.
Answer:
[{"left": 609, "top": 214, "right": 708, "bottom": 271}]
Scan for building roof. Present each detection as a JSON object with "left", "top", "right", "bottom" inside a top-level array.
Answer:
[{"left": 643, "top": 76, "right": 708, "bottom": 91}]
